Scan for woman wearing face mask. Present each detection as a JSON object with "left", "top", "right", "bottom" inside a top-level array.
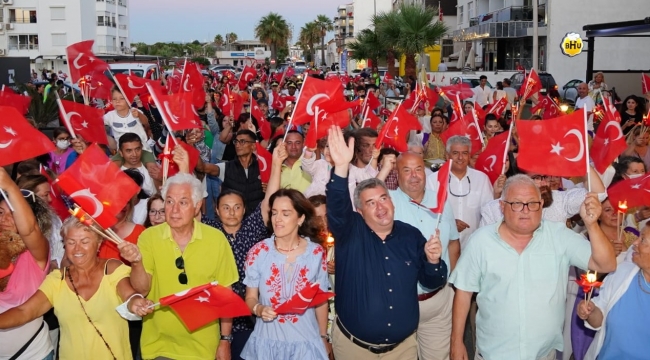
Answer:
[{"left": 48, "top": 128, "right": 74, "bottom": 175}]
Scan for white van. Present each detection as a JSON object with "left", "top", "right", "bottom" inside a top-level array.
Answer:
[{"left": 108, "top": 63, "right": 160, "bottom": 79}]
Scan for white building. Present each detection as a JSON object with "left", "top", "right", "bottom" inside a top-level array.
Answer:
[
  {"left": 333, "top": 3, "right": 356, "bottom": 72},
  {"left": 213, "top": 40, "right": 271, "bottom": 67},
  {"left": 0, "top": 0, "right": 131, "bottom": 73},
  {"left": 352, "top": 0, "right": 392, "bottom": 38},
  {"left": 451, "top": 0, "right": 648, "bottom": 86}
]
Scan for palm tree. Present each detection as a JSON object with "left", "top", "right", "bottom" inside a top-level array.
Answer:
[
  {"left": 214, "top": 34, "right": 224, "bottom": 47},
  {"left": 226, "top": 32, "right": 238, "bottom": 45},
  {"left": 255, "top": 12, "right": 290, "bottom": 68},
  {"left": 314, "top": 15, "right": 334, "bottom": 66},
  {"left": 375, "top": 4, "right": 448, "bottom": 78},
  {"left": 299, "top": 22, "right": 320, "bottom": 65}
]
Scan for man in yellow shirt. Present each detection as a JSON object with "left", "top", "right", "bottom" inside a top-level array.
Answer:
[
  {"left": 280, "top": 130, "right": 312, "bottom": 193},
  {"left": 120, "top": 173, "right": 238, "bottom": 360}
]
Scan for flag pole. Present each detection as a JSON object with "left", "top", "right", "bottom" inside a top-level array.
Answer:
[
  {"left": 501, "top": 125, "right": 514, "bottom": 175},
  {"left": 361, "top": 107, "right": 370, "bottom": 128},
  {"left": 471, "top": 108, "right": 485, "bottom": 148},
  {"left": 113, "top": 76, "right": 133, "bottom": 108},
  {"left": 55, "top": 91, "right": 77, "bottom": 139},
  {"left": 283, "top": 76, "right": 309, "bottom": 141},
  {"left": 583, "top": 108, "right": 591, "bottom": 192},
  {"left": 145, "top": 83, "right": 179, "bottom": 146}
]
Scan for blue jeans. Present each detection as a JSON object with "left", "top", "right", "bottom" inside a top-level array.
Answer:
[
  {"left": 43, "top": 350, "right": 55, "bottom": 360},
  {"left": 204, "top": 175, "right": 222, "bottom": 220}
]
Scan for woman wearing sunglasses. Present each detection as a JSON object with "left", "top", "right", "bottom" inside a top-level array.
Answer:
[
  {"left": 0, "top": 215, "right": 154, "bottom": 360},
  {"left": 0, "top": 167, "right": 54, "bottom": 359}
]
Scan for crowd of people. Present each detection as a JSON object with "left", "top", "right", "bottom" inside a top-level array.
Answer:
[{"left": 0, "top": 64, "right": 649, "bottom": 360}]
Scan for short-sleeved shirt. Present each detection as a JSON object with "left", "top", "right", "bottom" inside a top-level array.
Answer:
[
  {"left": 281, "top": 159, "right": 312, "bottom": 193},
  {"left": 104, "top": 110, "right": 150, "bottom": 151},
  {"left": 138, "top": 220, "right": 238, "bottom": 360},
  {"left": 39, "top": 263, "right": 132, "bottom": 360},
  {"left": 111, "top": 149, "right": 157, "bottom": 165},
  {"left": 449, "top": 220, "right": 592, "bottom": 360}
]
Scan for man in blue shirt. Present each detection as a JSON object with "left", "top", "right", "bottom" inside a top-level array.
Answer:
[{"left": 326, "top": 125, "right": 447, "bottom": 359}]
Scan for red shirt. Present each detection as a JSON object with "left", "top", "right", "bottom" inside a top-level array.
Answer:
[{"left": 98, "top": 224, "right": 145, "bottom": 265}]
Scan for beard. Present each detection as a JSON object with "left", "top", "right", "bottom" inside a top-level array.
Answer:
[{"left": 539, "top": 186, "right": 554, "bottom": 208}]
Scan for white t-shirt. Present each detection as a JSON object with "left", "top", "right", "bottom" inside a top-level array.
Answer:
[
  {"left": 104, "top": 109, "right": 150, "bottom": 151},
  {"left": 437, "top": 63, "right": 448, "bottom": 71},
  {"left": 473, "top": 85, "right": 493, "bottom": 107},
  {"left": 121, "top": 164, "right": 156, "bottom": 197},
  {"left": 575, "top": 96, "right": 596, "bottom": 131}
]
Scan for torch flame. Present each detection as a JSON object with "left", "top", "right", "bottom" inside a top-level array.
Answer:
[
  {"left": 618, "top": 200, "right": 628, "bottom": 213},
  {"left": 586, "top": 272, "right": 597, "bottom": 283},
  {"left": 326, "top": 235, "right": 334, "bottom": 245}
]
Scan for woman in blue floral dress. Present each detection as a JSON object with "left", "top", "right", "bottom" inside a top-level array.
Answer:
[{"left": 241, "top": 188, "right": 330, "bottom": 360}]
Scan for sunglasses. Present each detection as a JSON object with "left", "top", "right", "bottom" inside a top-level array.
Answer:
[
  {"left": 175, "top": 256, "right": 188, "bottom": 285},
  {"left": 20, "top": 189, "right": 37, "bottom": 203}
]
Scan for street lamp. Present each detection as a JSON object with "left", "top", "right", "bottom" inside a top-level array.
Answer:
[{"left": 130, "top": 46, "right": 137, "bottom": 61}]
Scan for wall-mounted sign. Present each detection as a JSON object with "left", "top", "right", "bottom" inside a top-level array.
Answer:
[{"left": 560, "top": 32, "right": 583, "bottom": 57}]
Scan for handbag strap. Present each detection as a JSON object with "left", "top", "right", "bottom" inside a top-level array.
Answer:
[{"left": 9, "top": 321, "right": 45, "bottom": 360}]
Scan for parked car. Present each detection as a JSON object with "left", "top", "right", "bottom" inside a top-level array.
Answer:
[
  {"left": 209, "top": 64, "right": 238, "bottom": 73},
  {"left": 509, "top": 72, "right": 560, "bottom": 100},
  {"left": 450, "top": 75, "right": 493, "bottom": 88},
  {"left": 558, "top": 79, "right": 583, "bottom": 105}
]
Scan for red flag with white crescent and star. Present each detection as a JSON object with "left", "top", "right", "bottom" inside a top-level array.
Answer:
[
  {"left": 375, "top": 104, "right": 422, "bottom": 152},
  {"left": 0, "top": 88, "right": 31, "bottom": 115},
  {"left": 251, "top": 102, "right": 272, "bottom": 140},
  {"left": 39, "top": 165, "right": 70, "bottom": 221},
  {"left": 0, "top": 106, "right": 55, "bottom": 167},
  {"left": 518, "top": 68, "right": 543, "bottom": 102},
  {"left": 441, "top": 112, "right": 483, "bottom": 156},
  {"left": 112, "top": 73, "right": 160, "bottom": 104},
  {"left": 290, "top": 76, "right": 347, "bottom": 126},
  {"left": 440, "top": 83, "right": 474, "bottom": 100},
  {"left": 591, "top": 97, "right": 627, "bottom": 174},
  {"left": 517, "top": 109, "right": 588, "bottom": 177},
  {"left": 58, "top": 99, "right": 108, "bottom": 144},
  {"left": 238, "top": 65, "right": 257, "bottom": 89},
  {"left": 54, "top": 144, "right": 140, "bottom": 228},
  {"left": 159, "top": 282, "right": 251, "bottom": 332},
  {"left": 474, "top": 131, "right": 510, "bottom": 184},
  {"left": 148, "top": 83, "right": 201, "bottom": 132},
  {"left": 607, "top": 173, "right": 650, "bottom": 209},
  {"left": 274, "top": 282, "right": 334, "bottom": 315},
  {"left": 65, "top": 40, "right": 110, "bottom": 84},
  {"left": 256, "top": 142, "right": 272, "bottom": 183},
  {"left": 304, "top": 108, "right": 351, "bottom": 149},
  {"left": 487, "top": 97, "right": 508, "bottom": 119},
  {"left": 179, "top": 61, "right": 207, "bottom": 109}
]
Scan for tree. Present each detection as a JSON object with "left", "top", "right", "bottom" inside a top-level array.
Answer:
[
  {"left": 255, "top": 12, "right": 290, "bottom": 68},
  {"left": 214, "top": 34, "right": 224, "bottom": 47},
  {"left": 299, "top": 22, "right": 320, "bottom": 66},
  {"left": 226, "top": 32, "right": 238, "bottom": 44},
  {"left": 375, "top": 4, "right": 448, "bottom": 77},
  {"left": 348, "top": 29, "right": 384, "bottom": 72},
  {"left": 314, "top": 15, "right": 333, "bottom": 66}
]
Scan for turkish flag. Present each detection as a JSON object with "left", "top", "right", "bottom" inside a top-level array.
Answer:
[
  {"left": 167, "top": 69, "right": 182, "bottom": 93},
  {"left": 39, "top": 165, "right": 70, "bottom": 221},
  {"left": 517, "top": 109, "right": 589, "bottom": 177},
  {"left": 113, "top": 74, "right": 157, "bottom": 104},
  {"left": 160, "top": 135, "right": 200, "bottom": 178},
  {"left": 531, "top": 95, "right": 562, "bottom": 120},
  {"left": 80, "top": 72, "right": 113, "bottom": 101},
  {"left": 292, "top": 77, "right": 347, "bottom": 126},
  {"left": 441, "top": 113, "right": 483, "bottom": 156},
  {"left": 179, "top": 62, "right": 207, "bottom": 109},
  {"left": 271, "top": 91, "right": 286, "bottom": 112},
  {"left": 376, "top": 104, "right": 422, "bottom": 152},
  {"left": 230, "top": 90, "right": 244, "bottom": 120},
  {"left": 238, "top": 65, "right": 257, "bottom": 89},
  {"left": 473, "top": 101, "right": 487, "bottom": 130},
  {"left": 423, "top": 86, "right": 440, "bottom": 112},
  {"left": 382, "top": 72, "right": 393, "bottom": 83},
  {"left": 274, "top": 282, "right": 334, "bottom": 315},
  {"left": 0, "top": 106, "right": 55, "bottom": 166},
  {"left": 284, "top": 67, "right": 296, "bottom": 79},
  {"left": 66, "top": 40, "right": 110, "bottom": 83},
  {"left": 251, "top": 102, "right": 271, "bottom": 140},
  {"left": 55, "top": 144, "right": 140, "bottom": 228},
  {"left": 365, "top": 91, "right": 382, "bottom": 112},
  {"left": 440, "top": 83, "right": 474, "bottom": 100},
  {"left": 147, "top": 83, "right": 201, "bottom": 132},
  {"left": 519, "top": 68, "right": 543, "bottom": 102},
  {"left": 487, "top": 97, "right": 508, "bottom": 119},
  {"left": 430, "top": 160, "right": 451, "bottom": 214},
  {"left": 474, "top": 131, "right": 510, "bottom": 184},
  {"left": 607, "top": 173, "right": 650, "bottom": 209},
  {"left": 402, "top": 90, "right": 419, "bottom": 113},
  {"left": 305, "top": 109, "right": 350, "bottom": 149},
  {"left": 220, "top": 86, "right": 234, "bottom": 115},
  {"left": 643, "top": 73, "right": 650, "bottom": 94},
  {"left": 450, "top": 94, "right": 464, "bottom": 123},
  {"left": 159, "top": 282, "right": 251, "bottom": 332},
  {"left": 0, "top": 88, "right": 31, "bottom": 114},
  {"left": 256, "top": 142, "right": 272, "bottom": 183},
  {"left": 362, "top": 110, "right": 382, "bottom": 129},
  {"left": 58, "top": 100, "right": 108, "bottom": 144},
  {"left": 591, "top": 100, "right": 627, "bottom": 173}
]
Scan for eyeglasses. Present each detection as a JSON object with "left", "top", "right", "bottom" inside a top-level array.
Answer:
[
  {"left": 449, "top": 176, "right": 471, "bottom": 197},
  {"left": 530, "top": 175, "right": 550, "bottom": 182},
  {"left": 148, "top": 209, "right": 165, "bottom": 216},
  {"left": 175, "top": 256, "right": 188, "bottom": 285},
  {"left": 502, "top": 201, "right": 542, "bottom": 212},
  {"left": 232, "top": 139, "right": 255, "bottom": 146}
]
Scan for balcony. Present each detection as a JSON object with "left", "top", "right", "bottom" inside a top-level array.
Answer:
[
  {"left": 468, "top": 6, "right": 545, "bottom": 27},
  {"left": 9, "top": 16, "right": 37, "bottom": 24},
  {"left": 96, "top": 46, "right": 127, "bottom": 55},
  {"left": 119, "top": 24, "right": 127, "bottom": 30},
  {"left": 97, "top": 21, "right": 116, "bottom": 27},
  {"left": 453, "top": 21, "right": 542, "bottom": 41},
  {"left": 8, "top": 44, "right": 39, "bottom": 50}
]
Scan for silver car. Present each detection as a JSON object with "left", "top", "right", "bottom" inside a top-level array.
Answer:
[{"left": 558, "top": 79, "right": 583, "bottom": 105}]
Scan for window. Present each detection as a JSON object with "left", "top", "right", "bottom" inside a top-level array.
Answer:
[
  {"left": 8, "top": 34, "right": 39, "bottom": 50},
  {"left": 458, "top": 6, "right": 464, "bottom": 26},
  {"left": 9, "top": 9, "right": 37, "bottom": 23},
  {"left": 52, "top": 33, "right": 67, "bottom": 46},
  {"left": 468, "top": 2, "right": 474, "bottom": 19},
  {"left": 50, "top": 7, "right": 65, "bottom": 20},
  {"left": 442, "top": 39, "right": 454, "bottom": 58}
]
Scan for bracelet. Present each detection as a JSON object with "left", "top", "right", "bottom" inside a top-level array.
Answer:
[
  {"left": 126, "top": 293, "right": 144, "bottom": 306},
  {"left": 321, "top": 334, "right": 331, "bottom": 342},
  {"left": 252, "top": 303, "right": 261, "bottom": 316}
]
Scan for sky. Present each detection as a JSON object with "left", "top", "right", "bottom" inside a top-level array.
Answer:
[{"left": 130, "top": 0, "right": 347, "bottom": 44}]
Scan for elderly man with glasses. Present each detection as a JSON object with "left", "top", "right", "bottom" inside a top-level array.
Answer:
[
  {"left": 449, "top": 175, "right": 616, "bottom": 360},
  {"left": 119, "top": 173, "right": 238, "bottom": 360}
]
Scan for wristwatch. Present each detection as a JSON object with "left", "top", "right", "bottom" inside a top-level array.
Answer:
[{"left": 220, "top": 335, "right": 233, "bottom": 343}]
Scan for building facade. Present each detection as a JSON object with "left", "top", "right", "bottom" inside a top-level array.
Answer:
[
  {"left": 452, "top": 0, "right": 648, "bottom": 86},
  {"left": 213, "top": 40, "right": 271, "bottom": 67},
  {"left": 0, "top": 0, "right": 132, "bottom": 74}
]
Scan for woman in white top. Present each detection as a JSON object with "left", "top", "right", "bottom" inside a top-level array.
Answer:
[
  {"left": 492, "top": 81, "right": 507, "bottom": 104},
  {"left": 103, "top": 86, "right": 152, "bottom": 151}
]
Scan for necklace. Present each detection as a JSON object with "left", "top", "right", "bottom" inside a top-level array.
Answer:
[
  {"left": 638, "top": 270, "right": 650, "bottom": 295},
  {"left": 275, "top": 239, "right": 300, "bottom": 252}
]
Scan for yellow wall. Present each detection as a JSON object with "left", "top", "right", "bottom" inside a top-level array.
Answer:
[{"left": 398, "top": 45, "right": 441, "bottom": 76}]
